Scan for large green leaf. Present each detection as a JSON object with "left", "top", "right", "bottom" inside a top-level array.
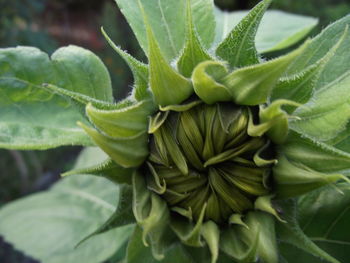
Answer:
[
  {"left": 213, "top": 9, "right": 318, "bottom": 53},
  {"left": 286, "top": 15, "right": 350, "bottom": 88},
  {"left": 0, "top": 46, "right": 114, "bottom": 149},
  {"left": 286, "top": 16, "right": 350, "bottom": 149},
  {"left": 279, "top": 131, "right": 350, "bottom": 174},
  {"left": 0, "top": 78, "right": 92, "bottom": 149},
  {"left": 51, "top": 45, "right": 113, "bottom": 102},
  {"left": 276, "top": 200, "right": 340, "bottom": 263},
  {"left": 290, "top": 73, "right": 350, "bottom": 142},
  {"left": 280, "top": 184, "right": 350, "bottom": 263},
  {"left": 0, "top": 148, "right": 134, "bottom": 263},
  {"left": 114, "top": 0, "right": 215, "bottom": 61}
]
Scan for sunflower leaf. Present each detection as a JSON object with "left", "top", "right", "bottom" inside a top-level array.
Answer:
[
  {"left": 0, "top": 148, "right": 133, "bottom": 263},
  {"left": 270, "top": 26, "right": 347, "bottom": 111},
  {"left": 76, "top": 185, "right": 135, "bottom": 247},
  {"left": 291, "top": 73, "right": 350, "bottom": 141},
  {"left": 279, "top": 131, "right": 350, "bottom": 173},
  {"left": 290, "top": 184, "right": 350, "bottom": 263},
  {"left": 0, "top": 45, "right": 113, "bottom": 149},
  {"left": 277, "top": 199, "right": 341, "bottom": 263}
]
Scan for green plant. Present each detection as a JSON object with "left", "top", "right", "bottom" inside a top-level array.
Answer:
[{"left": 0, "top": 0, "right": 350, "bottom": 262}]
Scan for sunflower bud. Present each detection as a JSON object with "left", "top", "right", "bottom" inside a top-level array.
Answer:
[
  {"left": 147, "top": 102, "right": 274, "bottom": 224},
  {"left": 62, "top": 0, "right": 350, "bottom": 262}
]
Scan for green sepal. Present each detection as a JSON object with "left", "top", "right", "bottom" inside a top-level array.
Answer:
[
  {"left": 86, "top": 100, "right": 151, "bottom": 138},
  {"left": 101, "top": 27, "right": 152, "bottom": 102},
  {"left": 171, "top": 207, "right": 193, "bottom": 221},
  {"left": 215, "top": 0, "right": 271, "bottom": 68},
  {"left": 201, "top": 221, "right": 220, "bottom": 263},
  {"left": 170, "top": 203, "right": 207, "bottom": 247},
  {"left": 279, "top": 130, "right": 350, "bottom": 173},
  {"left": 148, "top": 111, "right": 169, "bottom": 134},
  {"left": 141, "top": 194, "right": 171, "bottom": 260},
  {"left": 222, "top": 212, "right": 278, "bottom": 263},
  {"left": 78, "top": 122, "right": 148, "bottom": 168},
  {"left": 220, "top": 225, "right": 259, "bottom": 263},
  {"left": 160, "top": 99, "right": 202, "bottom": 112},
  {"left": 132, "top": 172, "right": 173, "bottom": 260},
  {"left": 143, "top": 7, "right": 192, "bottom": 107},
  {"left": 276, "top": 199, "right": 340, "bottom": 263},
  {"left": 62, "top": 158, "right": 134, "bottom": 185},
  {"left": 75, "top": 185, "right": 135, "bottom": 247},
  {"left": 132, "top": 171, "right": 151, "bottom": 222},
  {"left": 229, "top": 214, "right": 249, "bottom": 228},
  {"left": 217, "top": 103, "right": 242, "bottom": 133},
  {"left": 221, "top": 41, "right": 309, "bottom": 106},
  {"left": 273, "top": 155, "right": 346, "bottom": 199},
  {"left": 126, "top": 226, "right": 191, "bottom": 263},
  {"left": 254, "top": 195, "right": 285, "bottom": 222},
  {"left": 271, "top": 26, "right": 348, "bottom": 112},
  {"left": 192, "top": 61, "right": 231, "bottom": 104},
  {"left": 241, "top": 212, "right": 278, "bottom": 263},
  {"left": 146, "top": 162, "right": 167, "bottom": 194},
  {"left": 258, "top": 99, "right": 301, "bottom": 144},
  {"left": 253, "top": 141, "right": 278, "bottom": 167},
  {"left": 177, "top": 0, "right": 212, "bottom": 78}
]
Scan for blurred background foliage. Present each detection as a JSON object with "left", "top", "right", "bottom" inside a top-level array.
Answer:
[{"left": 0, "top": 0, "right": 349, "bottom": 262}]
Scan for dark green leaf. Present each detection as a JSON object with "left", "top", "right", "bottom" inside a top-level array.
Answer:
[
  {"left": 277, "top": 199, "right": 340, "bottom": 263},
  {"left": 76, "top": 185, "right": 135, "bottom": 247},
  {"left": 0, "top": 148, "right": 133, "bottom": 263},
  {"left": 282, "top": 184, "right": 350, "bottom": 263}
]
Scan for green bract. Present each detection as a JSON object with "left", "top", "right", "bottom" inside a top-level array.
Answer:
[{"left": 1, "top": 0, "right": 350, "bottom": 263}]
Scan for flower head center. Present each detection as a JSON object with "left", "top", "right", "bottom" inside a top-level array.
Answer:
[{"left": 146, "top": 102, "right": 273, "bottom": 224}]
